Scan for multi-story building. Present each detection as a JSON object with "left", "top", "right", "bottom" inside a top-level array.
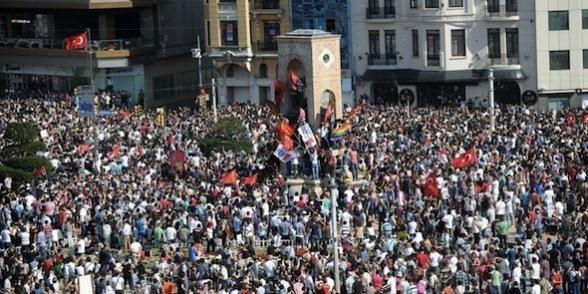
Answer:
[
  {"left": 535, "top": 0, "right": 588, "bottom": 110},
  {"left": 0, "top": 0, "right": 206, "bottom": 107},
  {"left": 351, "top": 0, "right": 536, "bottom": 107},
  {"left": 204, "top": 0, "right": 289, "bottom": 104},
  {"left": 290, "top": 0, "right": 354, "bottom": 105}
]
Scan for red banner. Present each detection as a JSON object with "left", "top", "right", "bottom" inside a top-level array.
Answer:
[
  {"left": 451, "top": 148, "right": 477, "bottom": 169},
  {"left": 220, "top": 170, "right": 237, "bottom": 186}
]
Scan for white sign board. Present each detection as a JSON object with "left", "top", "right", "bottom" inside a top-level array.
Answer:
[
  {"left": 273, "top": 144, "right": 293, "bottom": 163},
  {"left": 297, "top": 123, "right": 317, "bottom": 149},
  {"left": 77, "top": 274, "right": 94, "bottom": 294}
]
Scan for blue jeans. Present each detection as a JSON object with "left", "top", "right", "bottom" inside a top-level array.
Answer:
[{"left": 311, "top": 162, "right": 319, "bottom": 179}]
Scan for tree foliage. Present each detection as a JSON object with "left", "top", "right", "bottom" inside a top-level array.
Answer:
[
  {"left": 1, "top": 122, "right": 49, "bottom": 184},
  {"left": 199, "top": 118, "right": 252, "bottom": 154}
]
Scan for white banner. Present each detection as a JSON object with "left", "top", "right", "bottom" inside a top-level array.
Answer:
[
  {"left": 297, "top": 123, "right": 317, "bottom": 149},
  {"left": 273, "top": 144, "right": 293, "bottom": 163}
]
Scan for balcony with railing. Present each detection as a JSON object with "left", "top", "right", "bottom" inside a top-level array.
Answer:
[
  {"left": 487, "top": 1, "right": 518, "bottom": 19},
  {"left": 368, "top": 53, "right": 397, "bottom": 66},
  {"left": 255, "top": 40, "right": 278, "bottom": 52},
  {"left": 254, "top": 0, "right": 279, "bottom": 10},
  {"left": 427, "top": 54, "right": 440, "bottom": 66},
  {"left": 366, "top": 5, "right": 396, "bottom": 20},
  {"left": 0, "top": 37, "right": 154, "bottom": 58},
  {"left": 251, "top": 0, "right": 281, "bottom": 15},
  {"left": 488, "top": 54, "right": 520, "bottom": 66}
]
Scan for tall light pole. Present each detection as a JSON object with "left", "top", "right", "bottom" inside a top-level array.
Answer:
[
  {"left": 212, "top": 78, "right": 217, "bottom": 123},
  {"left": 329, "top": 177, "right": 340, "bottom": 293},
  {"left": 197, "top": 35, "right": 203, "bottom": 89},
  {"left": 488, "top": 68, "right": 495, "bottom": 131}
]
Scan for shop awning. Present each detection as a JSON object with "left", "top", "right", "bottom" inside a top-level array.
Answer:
[{"left": 363, "top": 69, "right": 526, "bottom": 83}]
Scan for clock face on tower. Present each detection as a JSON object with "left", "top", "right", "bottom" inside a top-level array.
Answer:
[{"left": 320, "top": 48, "right": 333, "bottom": 68}]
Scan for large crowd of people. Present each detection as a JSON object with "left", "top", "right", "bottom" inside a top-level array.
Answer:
[{"left": 0, "top": 94, "right": 587, "bottom": 294}]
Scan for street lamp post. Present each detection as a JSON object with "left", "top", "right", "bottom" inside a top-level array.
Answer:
[
  {"left": 197, "top": 35, "right": 203, "bottom": 89},
  {"left": 192, "top": 35, "right": 217, "bottom": 122},
  {"left": 329, "top": 177, "right": 340, "bottom": 293},
  {"left": 488, "top": 68, "right": 495, "bottom": 131}
]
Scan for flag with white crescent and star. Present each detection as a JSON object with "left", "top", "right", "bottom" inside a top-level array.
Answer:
[{"left": 65, "top": 32, "right": 88, "bottom": 50}]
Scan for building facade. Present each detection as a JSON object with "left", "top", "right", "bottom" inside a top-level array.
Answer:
[
  {"left": 204, "top": 0, "right": 289, "bottom": 105},
  {"left": 0, "top": 0, "right": 206, "bottom": 107},
  {"left": 290, "top": 0, "right": 354, "bottom": 106},
  {"left": 351, "top": 0, "right": 536, "bottom": 107},
  {"left": 535, "top": 0, "right": 588, "bottom": 110}
]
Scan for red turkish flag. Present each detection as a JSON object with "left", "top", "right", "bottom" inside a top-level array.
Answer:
[
  {"left": 241, "top": 173, "right": 258, "bottom": 186},
  {"left": 451, "top": 148, "right": 477, "bottom": 169},
  {"left": 422, "top": 173, "right": 439, "bottom": 198},
  {"left": 220, "top": 170, "right": 237, "bottom": 186},
  {"left": 65, "top": 32, "right": 88, "bottom": 50}
]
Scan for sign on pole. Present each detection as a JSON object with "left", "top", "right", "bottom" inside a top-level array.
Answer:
[
  {"left": 78, "top": 85, "right": 94, "bottom": 117},
  {"left": 297, "top": 123, "right": 317, "bottom": 149}
]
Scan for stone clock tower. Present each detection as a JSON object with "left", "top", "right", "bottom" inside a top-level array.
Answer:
[{"left": 277, "top": 30, "right": 343, "bottom": 129}]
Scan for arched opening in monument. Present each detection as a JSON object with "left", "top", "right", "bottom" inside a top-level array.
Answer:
[
  {"left": 372, "top": 82, "right": 399, "bottom": 105},
  {"left": 287, "top": 59, "right": 307, "bottom": 115},
  {"left": 320, "top": 90, "right": 336, "bottom": 124},
  {"left": 495, "top": 81, "right": 521, "bottom": 105},
  {"left": 224, "top": 63, "right": 251, "bottom": 104}
]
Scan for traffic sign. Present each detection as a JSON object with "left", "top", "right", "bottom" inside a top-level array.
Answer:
[{"left": 78, "top": 85, "right": 94, "bottom": 117}]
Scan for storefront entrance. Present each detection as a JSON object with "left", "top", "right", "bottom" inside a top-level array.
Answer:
[{"left": 417, "top": 83, "right": 466, "bottom": 107}]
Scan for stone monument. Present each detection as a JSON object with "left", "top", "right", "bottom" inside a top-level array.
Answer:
[{"left": 277, "top": 29, "right": 343, "bottom": 129}]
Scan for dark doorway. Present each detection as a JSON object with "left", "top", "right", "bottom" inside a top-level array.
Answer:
[
  {"left": 417, "top": 83, "right": 466, "bottom": 107},
  {"left": 495, "top": 81, "right": 521, "bottom": 105},
  {"left": 372, "top": 82, "right": 398, "bottom": 105}
]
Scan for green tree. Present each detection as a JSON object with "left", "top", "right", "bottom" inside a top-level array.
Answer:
[
  {"left": 1, "top": 122, "right": 52, "bottom": 184},
  {"left": 198, "top": 117, "right": 253, "bottom": 154}
]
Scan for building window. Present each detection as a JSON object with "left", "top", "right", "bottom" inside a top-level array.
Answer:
[
  {"left": 410, "top": 0, "right": 418, "bottom": 8},
  {"left": 425, "top": 0, "right": 439, "bottom": 8},
  {"left": 506, "top": 0, "right": 518, "bottom": 14},
  {"left": 385, "top": 30, "right": 397, "bottom": 64},
  {"left": 153, "top": 74, "right": 175, "bottom": 101},
  {"left": 506, "top": 28, "right": 519, "bottom": 63},
  {"left": 584, "top": 50, "right": 588, "bottom": 69},
  {"left": 549, "top": 51, "right": 570, "bottom": 70},
  {"left": 426, "top": 30, "right": 440, "bottom": 66},
  {"left": 449, "top": 0, "right": 463, "bottom": 7},
  {"left": 369, "top": 30, "right": 380, "bottom": 56},
  {"left": 451, "top": 30, "right": 465, "bottom": 57},
  {"left": 259, "top": 63, "right": 268, "bottom": 78},
  {"left": 263, "top": 22, "right": 279, "bottom": 50},
  {"left": 548, "top": 11, "right": 569, "bottom": 31},
  {"left": 487, "top": 28, "right": 500, "bottom": 58},
  {"left": 226, "top": 64, "right": 236, "bottom": 77},
  {"left": 326, "top": 19, "right": 336, "bottom": 33},
  {"left": 583, "top": 10, "right": 588, "bottom": 29},
  {"left": 487, "top": 0, "right": 499, "bottom": 13},
  {"left": 412, "top": 30, "right": 419, "bottom": 57},
  {"left": 220, "top": 21, "right": 238, "bottom": 46}
]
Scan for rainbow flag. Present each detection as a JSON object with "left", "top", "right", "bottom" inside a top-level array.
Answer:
[{"left": 331, "top": 123, "right": 351, "bottom": 140}]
